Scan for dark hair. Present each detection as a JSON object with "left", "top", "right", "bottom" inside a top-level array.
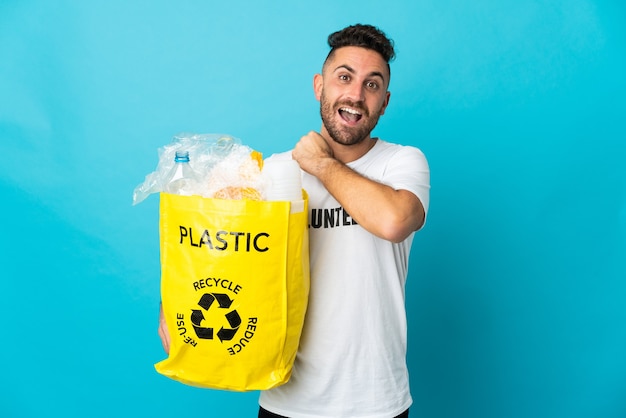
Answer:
[{"left": 324, "top": 24, "right": 396, "bottom": 69}]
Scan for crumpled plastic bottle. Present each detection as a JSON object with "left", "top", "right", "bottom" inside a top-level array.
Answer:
[
  {"left": 162, "top": 150, "right": 202, "bottom": 196},
  {"left": 132, "top": 133, "right": 264, "bottom": 205}
]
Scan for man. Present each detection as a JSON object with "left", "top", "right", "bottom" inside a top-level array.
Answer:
[
  {"left": 159, "top": 24, "right": 430, "bottom": 418},
  {"left": 257, "top": 24, "right": 430, "bottom": 417}
]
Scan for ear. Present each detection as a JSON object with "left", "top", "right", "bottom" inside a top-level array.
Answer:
[
  {"left": 313, "top": 73, "right": 323, "bottom": 100},
  {"left": 379, "top": 91, "right": 391, "bottom": 115}
]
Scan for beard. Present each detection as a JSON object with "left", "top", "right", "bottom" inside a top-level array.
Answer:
[{"left": 319, "top": 90, "right": 383, "bottom": 146}]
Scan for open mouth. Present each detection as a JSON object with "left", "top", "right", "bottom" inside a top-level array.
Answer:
[{"left": 338, "top": 107, "right": 363, "bottom": 124}]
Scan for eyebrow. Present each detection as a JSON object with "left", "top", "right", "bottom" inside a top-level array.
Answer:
[{"left": 333, "top": 64, "right": 386, "bottom": 83}]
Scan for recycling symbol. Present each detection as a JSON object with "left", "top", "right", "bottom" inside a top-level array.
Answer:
[{"left": 191, "top": 293, "right": 242, "bottom": 342}]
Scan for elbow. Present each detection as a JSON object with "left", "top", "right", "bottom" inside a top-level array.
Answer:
[
  {"left": 381, "top": 229, "right": 415, "bottom": 244},
  {"left": 383, "top": 230, "right": 411, "bottom": 244},
  {"left": 378, "top": 214, "right": 424, "bottom": 243},
  {"left": 377, "top": 206, "right": 425, "bottom": 243}
]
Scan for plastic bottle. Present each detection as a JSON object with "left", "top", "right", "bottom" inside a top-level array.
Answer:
[
  {"left": 162, "top": 150, "right": 201, "bottom": 196},
  {"left": 262, "top": 159, "right": 302, "bottom": 203}
]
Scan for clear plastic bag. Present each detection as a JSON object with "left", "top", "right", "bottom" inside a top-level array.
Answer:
[{"left": 132, "top": 133, "right": 266, "bottom": 205}]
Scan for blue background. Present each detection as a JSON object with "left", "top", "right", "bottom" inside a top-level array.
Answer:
[{"left": 1, "top": 1, "right": 625, "bottom": 417}]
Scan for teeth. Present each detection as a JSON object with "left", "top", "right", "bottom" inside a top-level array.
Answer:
[{"left": 340, "top": 107, "right": 361, "bottom": 115}]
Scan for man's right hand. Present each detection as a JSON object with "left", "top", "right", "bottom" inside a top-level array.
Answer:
[
  {"left": 158, "top": 302, "right": 171, "bottom": 354},
  {"left": 292, "top": 131, "right": 335, "bottom": 177}
]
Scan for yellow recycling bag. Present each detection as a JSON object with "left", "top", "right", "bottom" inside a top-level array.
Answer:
[{"left": 155, "top": 192, "right": 309, "bottom": 391}]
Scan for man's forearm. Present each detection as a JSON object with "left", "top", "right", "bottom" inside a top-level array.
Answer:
[{"left": 314, "top": 158, "right": 424, "bottom": 243}]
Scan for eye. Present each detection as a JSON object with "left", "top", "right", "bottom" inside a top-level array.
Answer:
[
  {"left": 338, "top": 74, "right": 350, "bottom": 82},
  {"left": 366, "top": 81, "right": 379, "bottom": 90}
]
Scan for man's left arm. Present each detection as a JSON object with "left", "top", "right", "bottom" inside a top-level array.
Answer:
[
  {"left": 310, "top": 158, "right": 424, "bottom": 242},
  {"left": 293, "top": 132, "right": 427, "bottom": 243}
]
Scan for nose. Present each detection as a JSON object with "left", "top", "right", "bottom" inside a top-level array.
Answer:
[{"left": 345, "top": 82, "right": 365, "bottom": 102}]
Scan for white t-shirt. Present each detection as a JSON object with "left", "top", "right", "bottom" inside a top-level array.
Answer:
[{"left": 259, "top": 139, "right": 430, "bottom": 418}]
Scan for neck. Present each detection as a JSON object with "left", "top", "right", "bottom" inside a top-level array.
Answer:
[{"left": 320, "top": 126, "right": 377, "bottom": 164}]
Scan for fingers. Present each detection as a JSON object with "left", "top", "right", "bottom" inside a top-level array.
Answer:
[
  {"left": 292, "top": 132, "right": 333, "bottom": 174},
  {"left": 305, "top": 131, "right": 332, "bottom": 155},
  {"left": 158, "top": 303, "right": 171, "bottom": 354}
]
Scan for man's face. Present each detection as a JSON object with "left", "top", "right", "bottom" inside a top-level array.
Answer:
[{"left": 315, "top": 46, "right": 391, "bottom": 146}]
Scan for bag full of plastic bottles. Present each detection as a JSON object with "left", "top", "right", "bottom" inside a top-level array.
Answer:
[{"left": 133, "top": 133, "right": 309, "bottom": 392}]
